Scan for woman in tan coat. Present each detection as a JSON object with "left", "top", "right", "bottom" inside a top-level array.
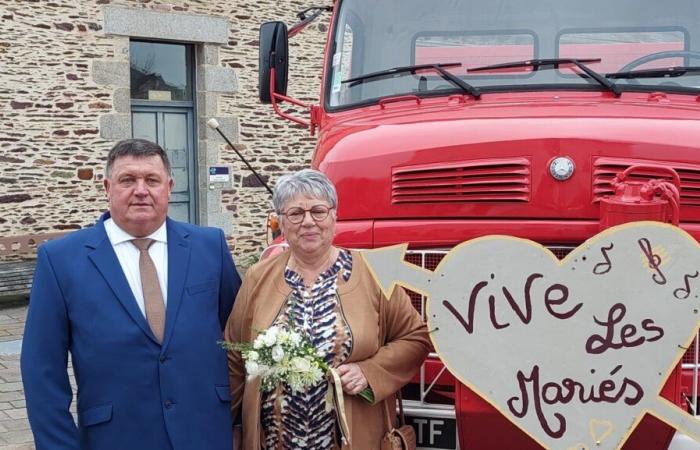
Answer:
[{"left": 224, "top": 169, "right": 430, "bottom": 450}]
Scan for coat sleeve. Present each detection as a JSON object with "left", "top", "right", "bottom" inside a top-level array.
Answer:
[
  {"left": 224, "top": 267, "right": 255, "bottom": 424},
  {"left": 356, "top": 284, "right": 431, "bottom": 403},
  {"left": 218, "top": 229, "right": 241, "bottom": 331},
  {"left": 20, "top": 246, "right": 80, "bottom": 450}
]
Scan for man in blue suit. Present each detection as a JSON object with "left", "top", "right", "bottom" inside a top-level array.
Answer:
[{"left": 21, "top": 138, "right": 241, "bottom": 450}]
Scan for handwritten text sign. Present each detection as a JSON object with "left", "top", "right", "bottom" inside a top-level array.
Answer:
[{"left": 362, "top": 222, "right": 700, "bottom": 450}]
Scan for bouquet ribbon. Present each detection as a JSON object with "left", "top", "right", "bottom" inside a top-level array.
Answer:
[{"left": 328, "top": 368, "right": 352, "bottom": 445}]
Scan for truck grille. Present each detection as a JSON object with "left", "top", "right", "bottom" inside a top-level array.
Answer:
[
  {"left": 391, "top": 157, "right": 531, "bottom": 204},
  {"left": 593, "top": 157, "right": 700, "bottom": 206},
  {"left": 683, "top": 338, "right": 700, "bottom": 366}
]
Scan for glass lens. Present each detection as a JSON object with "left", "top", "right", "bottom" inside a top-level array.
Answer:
[
  {"left": 310, "top": 206, "right": 330, "bottom": 221},
  {"left": 285, "top": 208, "right": 305, "bottom": 223}
]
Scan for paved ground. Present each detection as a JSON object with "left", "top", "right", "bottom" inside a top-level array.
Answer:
[{"left": 0, "top": 301, "right": 32, "bottom": 449}]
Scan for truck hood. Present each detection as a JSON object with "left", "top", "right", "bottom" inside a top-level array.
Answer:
[{"left": 316, "top": 92, "right": 700, "bottom": 226}]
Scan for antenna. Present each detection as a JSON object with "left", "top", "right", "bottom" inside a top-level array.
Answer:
[{"left": 206, "top": 119, "right": 274, "bottom": 197}]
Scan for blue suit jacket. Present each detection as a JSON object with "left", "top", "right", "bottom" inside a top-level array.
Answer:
[{"left": 21, "top": 214, "right": 241, "bottom": 450}]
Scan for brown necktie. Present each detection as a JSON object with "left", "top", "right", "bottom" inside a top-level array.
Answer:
[{"left": 132, "top": 238, "right": 165, "bottom": 343}]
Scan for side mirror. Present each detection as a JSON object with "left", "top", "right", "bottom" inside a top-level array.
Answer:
[{"left": 259, "top": 21, "right": 289, "bottom": 103}]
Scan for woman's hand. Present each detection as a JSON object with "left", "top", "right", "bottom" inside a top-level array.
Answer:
[{"left": 336, "top": 363, "right": 369, "bottom": 395}]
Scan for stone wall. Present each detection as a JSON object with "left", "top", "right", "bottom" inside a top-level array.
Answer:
[{"left": 0, "top": 0, "right": 328, "bottom": 266}]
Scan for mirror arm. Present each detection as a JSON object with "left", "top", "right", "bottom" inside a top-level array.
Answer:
[
  {"left": 288, "top": 6, "right": 332, "bottom": 38},
  {"left": 270, "top": 66, "right": 317, "bottom": 136}
]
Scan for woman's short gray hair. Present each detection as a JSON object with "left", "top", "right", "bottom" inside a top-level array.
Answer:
[{"left": 273, "top": 169, "right": 338, "bottom": 213}]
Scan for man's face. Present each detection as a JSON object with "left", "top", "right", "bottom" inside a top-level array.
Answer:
[{"left": 104, "top": 155, "right": 173, "bottom": 237}]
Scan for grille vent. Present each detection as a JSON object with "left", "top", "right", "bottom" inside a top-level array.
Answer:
[{"left": 392, "top": 158, "right": 531, "bottom": 204}]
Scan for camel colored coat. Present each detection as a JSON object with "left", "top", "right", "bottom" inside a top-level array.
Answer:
[{"left": 224, "top": 250, "right": 430, "bottom": 450}]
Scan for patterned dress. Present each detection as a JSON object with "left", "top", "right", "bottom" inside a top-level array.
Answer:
[{"left": 260, "top": 249, "right": 354, "bottom": 450}]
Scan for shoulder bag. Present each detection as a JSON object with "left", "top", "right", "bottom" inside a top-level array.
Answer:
[{"left": 380, "top": 390, "right": 417, "bottom": 450}]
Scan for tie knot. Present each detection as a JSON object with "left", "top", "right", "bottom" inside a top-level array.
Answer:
[{"left": 132, "top": 238, "right": 155, "bottom": 251}]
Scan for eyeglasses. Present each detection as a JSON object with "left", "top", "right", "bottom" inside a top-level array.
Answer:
[{"left": 280, "top": 205, "right": 334, "bottom": 224}]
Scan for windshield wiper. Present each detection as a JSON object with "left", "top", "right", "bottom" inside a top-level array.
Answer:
[
  {"left": 606, "top": 66, "right": 700, "bottom": 79},
  {"left": 343, "top": 63, "right": 481, "bottom": 99},
  {"left": 468, "top": 58, "right": 621, "bottom": 97}
]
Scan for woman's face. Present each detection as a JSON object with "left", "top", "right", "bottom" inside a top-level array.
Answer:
[{"left": 279, "top": 194, "right": 336, "bottom": 260}]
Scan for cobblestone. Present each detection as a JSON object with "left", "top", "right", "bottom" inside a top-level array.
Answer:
[
  {"left": 0, "top": 303, "right": 31, "bottom": 450},
  {"left": 0, "top": 302, "right": 81, "bottom": 450}
]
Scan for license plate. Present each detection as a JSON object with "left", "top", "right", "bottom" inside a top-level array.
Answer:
[{"left": 405, "top": 415, "right": 458, "bottom": 449}]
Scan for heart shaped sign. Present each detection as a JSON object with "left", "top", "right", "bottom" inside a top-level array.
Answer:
[{"left": 362, "top": 221, "right": 700, "bottom": 450}]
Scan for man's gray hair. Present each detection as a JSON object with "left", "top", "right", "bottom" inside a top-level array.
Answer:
[
  {"left": 105, "top": 138, "right": 172, "bottom": 178},
  {"left": 273, "top": 169, "right": 338, "bottom": 213}
]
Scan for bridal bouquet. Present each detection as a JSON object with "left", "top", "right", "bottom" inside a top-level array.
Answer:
[
  {"left": 222, "top": 326, "right": 328, "bottom": 393},
  {"left": 221, "top": 325, "right": 374, "bottom": 402}
]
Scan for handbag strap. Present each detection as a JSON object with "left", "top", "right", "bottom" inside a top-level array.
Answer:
[{"left": 383, "top": 389, "right": 407, "bottom": 430}]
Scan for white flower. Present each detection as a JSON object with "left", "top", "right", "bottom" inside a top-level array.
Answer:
[
  {"left": 289, "top": 331, "right": 302, "bottom": 346},
  {"left": 277, "top": 329, "right": 290, "bottom": 344},
  {"left": 291, "top": 356, "right": 311, "bottom": 372},
  {"left": 271, "top": 345, "right": 285, "bottom": 362},
  {"left": 245, "top": 360, "right": 261, "bottom": 377},
  {"left": 253, "top": 337, "right": 264, "bottom": 350},
  {"left": 247, "top": 350, "right": 259, "bottom": 361},
  {"left": 262, "top": 327, "right": 279, "bottom": 347}
]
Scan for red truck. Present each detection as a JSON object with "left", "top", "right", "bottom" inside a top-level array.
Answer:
[{"left": 257, "top": 0, "right": 700, "bottom": 448}]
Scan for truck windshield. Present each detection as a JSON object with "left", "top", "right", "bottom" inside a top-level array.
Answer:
[{"left": 326, "top": 0, "right": 700, "bottom": 109}]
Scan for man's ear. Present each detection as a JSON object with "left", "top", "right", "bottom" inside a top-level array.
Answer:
[{"left": 104, "top": 178, "right": 111, "bottom": 201}]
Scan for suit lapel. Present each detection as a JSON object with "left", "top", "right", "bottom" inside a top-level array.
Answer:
[
  {"left": 86, "top": 217, "right": 159, "bottom": 344},
  {"left": 162, "top": 218, "right": 191, "bottom": 350}
]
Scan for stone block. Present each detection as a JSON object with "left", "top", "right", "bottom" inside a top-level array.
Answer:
[
  {"left": 112, "top": 88, "right": 130, "bottom": 114},
  {"left": 99, "top": 114, "right": 131, "bottom": 140},
  {"left": 207, "top": 189, "right": 222, "bottom": 213},
  {"left": 104, "top": 6, "right": 229, "bottom": 44},
  {"left": 197, "top": 140, "right": 226, "bottom": 166},
  {"left": 112, "top": 36, "right": 130, "bottom": 62},
  {"left": 200, "top": 65, "right": 238, "bottom": 93},
  {"left": 91, "top": 60, "right": 130, "bottom": 87},
  {"left": 197, "top": 92, "right": 219, "bottom": 118},
  {"left": 198, "top": 44, "right": 219, "bottom": 66},
  {"left": 206, "top": 212, "right": 233, "bottom": 235}
]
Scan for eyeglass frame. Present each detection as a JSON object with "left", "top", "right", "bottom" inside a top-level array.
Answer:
[{"left": 279, "top": 204, "right": 335, "bottom": 224}]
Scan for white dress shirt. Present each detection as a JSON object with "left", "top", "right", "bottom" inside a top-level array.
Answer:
[{"left": 104, "top": 218, "right": 168, "bottom": 316}]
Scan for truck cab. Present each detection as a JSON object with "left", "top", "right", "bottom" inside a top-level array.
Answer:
[{"left": 258, "top": 0, "right": 700, "bottom": 448}]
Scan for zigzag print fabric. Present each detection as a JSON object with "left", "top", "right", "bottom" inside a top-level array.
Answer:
[{"left": 261, "top": 250, "right": 353, "bottom": 450}]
